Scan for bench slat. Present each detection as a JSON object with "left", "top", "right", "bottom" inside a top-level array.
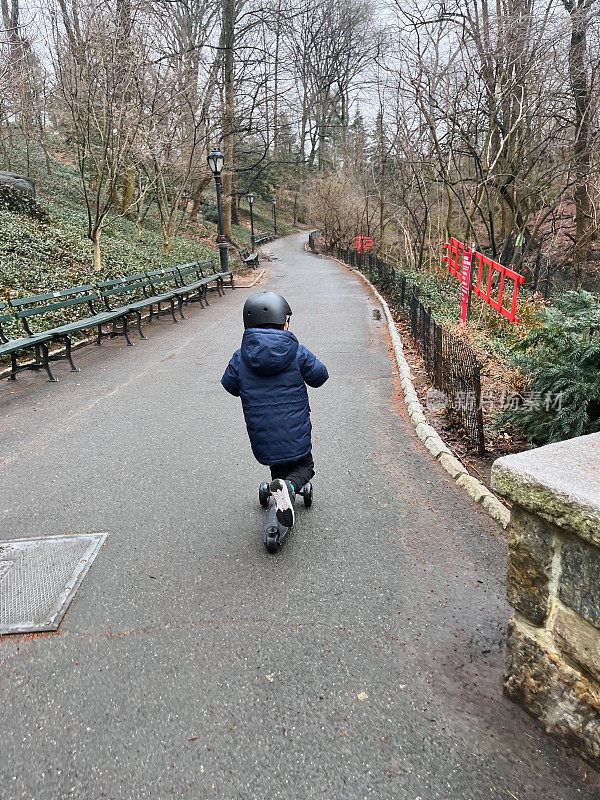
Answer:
[
  {"left": 9, "top": 285, "right": 96, "bottom": 306},
  {"left": 99, "top": 280, "right": 149, "bottom": 298},
  {"left": 14, "top": 292, "right": 97, "bottom": 319},
  {"left": 97, "top": 274, "right": 147, "bottom": 289},
  {"left": 0, "top": 301, "right": 12, "bottom": 326}
]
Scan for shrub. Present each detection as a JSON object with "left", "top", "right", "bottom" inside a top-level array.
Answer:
[
  {"left": 201, "top": 204, "right": 220, "bottom": 224},
  {"left": 501, "top": 289, "right": 600, "bottom": 444}
]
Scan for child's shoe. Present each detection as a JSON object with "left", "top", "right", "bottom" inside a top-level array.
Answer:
[{"left": 269, "top": 479, "right": 295, "bottom": 527}]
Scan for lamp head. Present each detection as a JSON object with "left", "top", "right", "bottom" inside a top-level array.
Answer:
[{"left": 207, "top": 149, "right": 224, "bottom": 176}]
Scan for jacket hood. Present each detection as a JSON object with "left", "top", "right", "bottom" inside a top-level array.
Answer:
[{"left": 241, "top": 328, "right": 299, "bottom": 376}]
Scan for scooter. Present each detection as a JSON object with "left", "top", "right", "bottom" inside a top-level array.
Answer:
[{"left": 258, "top": 481, "right": 313, "bottom": 553}]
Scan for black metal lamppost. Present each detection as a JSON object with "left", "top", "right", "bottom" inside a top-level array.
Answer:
[
  {"left": 247, "top": 191, "right": 255, "bottom": 251},
  {"left": 207, "top": 149, "right": 229, "bottom": 273},
  {"left": 272, "top": 196, "right": 278, "bottom": 236}
]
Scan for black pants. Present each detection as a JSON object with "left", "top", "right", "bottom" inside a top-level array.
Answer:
[{"left": 270, "top": 452, "right": 314, "bottom": 493}]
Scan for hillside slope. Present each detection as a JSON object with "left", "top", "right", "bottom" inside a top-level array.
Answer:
[{"left": 0, "top": 135, "right": 291, "bottom": 339}]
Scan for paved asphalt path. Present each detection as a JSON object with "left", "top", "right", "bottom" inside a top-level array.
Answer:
[{"left": 0, "top": 233, "right": 597, "bottom": 800}]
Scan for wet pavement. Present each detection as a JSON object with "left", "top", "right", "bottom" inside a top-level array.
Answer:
[{"left": 0, "top": 233, "right": 597, "bottom": 799}]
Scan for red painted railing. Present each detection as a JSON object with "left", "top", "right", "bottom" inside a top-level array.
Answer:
[
  {"left": 443, "top": 237, "right": 464, "bottom": 279},
  {"left": 443, "top": 237, "right": 525, "bottom": 323}
]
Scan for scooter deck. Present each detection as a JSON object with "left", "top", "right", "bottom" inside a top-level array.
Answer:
[
  {"left": 263, "top": 502, "right": 289, "bottom": 549},
  {"left": 260, "top": 481, "right": 312, "bottom": 553}
]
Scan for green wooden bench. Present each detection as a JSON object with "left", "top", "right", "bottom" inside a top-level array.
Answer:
[
  {"left": 144, "top": 268, "right": 185, "bottom": 322},
  {"left": 97, "top": 273, "right": 179, "bottom": 339},
  {"left": 1, "top": 259, "right": 231, "bottom": 385},
  {"left": 0, "top": 301, "right": 59, "bottom": 381},
  {"left": 239, "top": 248, "right": 259, "bottom": 267},
  {"left": 175, "top": 261, "right": 220, "bottom": 307},
  {"left": 8, "top": 285, "right": 133, "bottom": 380},
  {"left": 209, "top": 260, "right": 234, "bottom": 292},
  {"left": 92, "top": 262, "right": 221, "bottom": 342},
  {"left": 254, "top": 233, "right": 273, "bottom": 247},
  {"left": 7, "top": 285, "right": 134, "bottom": 376},
  {"left": 144, "top": 262, "right": 227, "bottom": 321}
]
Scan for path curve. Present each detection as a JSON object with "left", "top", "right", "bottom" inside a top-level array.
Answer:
[{"left": 0, "top": 233, "right": 596, "bottom": 798}]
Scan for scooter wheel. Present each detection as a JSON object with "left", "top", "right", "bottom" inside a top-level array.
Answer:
[
  {"left": 303, "top": 482, "right": 313, "bottom": 508},
  {"left": 265, "top": 535, "right": 279, "bottom": 554},
  {"left": 259, "top": 482, "right": 270, "bottom": 508}
]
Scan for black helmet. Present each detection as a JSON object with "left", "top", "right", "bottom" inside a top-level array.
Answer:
[{"left": 243, "top": 291, "right": 292, "bottom": 329}]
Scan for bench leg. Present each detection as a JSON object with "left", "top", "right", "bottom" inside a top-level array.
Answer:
[
  {"left": 9, "top": 352, "right": 18, "bottom": 380},
  {"left": 123, "top": 316, "right": 134, "bottom": 346},
  {"left": 203, "top": 285, "right": 210, "bottom": 306},
  {"left": 41, "top": 344, "right": 58, "bottom": 382},
  {"left": 64, "top": 336, "right": 80, "bottom": 372},
  {"left": 96, "top": 325, "right": 103, "bottom": 345},
  {"left": 218, "top": 279, "right": 224, "bottom": 296},
  {"left": 170, "top": 299, "right": 179, "bottom": 324},
  {"left": 178, "top": 296, "right": 186, "bottom": 320},
  {"left": 135, "top": 311, "right": 148, "bottom": 340}
]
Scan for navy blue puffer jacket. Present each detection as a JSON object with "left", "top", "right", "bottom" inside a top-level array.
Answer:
[{"left": 221, "top": 328, "right": 328, "bottom": 465}]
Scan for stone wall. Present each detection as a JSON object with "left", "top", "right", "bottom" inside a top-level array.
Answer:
[{"left": 492, "top": 433, "right": 600, "bottom": 766}]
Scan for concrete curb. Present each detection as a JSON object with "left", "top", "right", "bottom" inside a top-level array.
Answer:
[
  {"left": 246, "top": 269, "right": 266, "bottom": 288},
  {"left": 235, "top": 269, "right": 267, "bottom": 289},
  {"left": 351, "top": 266, "right": 510, "bottom": 530}
]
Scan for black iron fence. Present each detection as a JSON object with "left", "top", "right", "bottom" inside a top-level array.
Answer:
[
  {"left": 336, "top": 248, "right": 359, "bottom": 268},
  {"left": 309, "top": 235, "right": 358, "bottom": 268},
  {"left": 334, "top": 246, "right": 486, "bottom": 454}
]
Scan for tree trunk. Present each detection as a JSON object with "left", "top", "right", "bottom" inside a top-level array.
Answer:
[
  {"left": 121, "top": 166, "right": 135, "bottom": 214},
  {"left": 564, "top": 0, "right": 593, "bottom": 265},
  {"left": 221, "top": 0, "right": 235, "bottom": 240},
  {"left": 189, "top": 176, "right": 212, "bottom": 221},
  {"left": 377, "top": 113, "right": 386, "bottom": 255},
  {"left": 272, "top": 0, "right": 281, "bottom": 193},
  {"left": 189, "top": 193, "right": 202, "bottom": 223},
  {"left": 92, "top": 230, "right": 102, "bottom": 272},
  {"left": 117, "top": 0, "right": 134, "bottom": 215}
]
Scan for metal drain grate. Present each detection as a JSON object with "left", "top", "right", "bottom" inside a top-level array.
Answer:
[{"left": 0, "top": 532, "right": 108, "bottom": 635}]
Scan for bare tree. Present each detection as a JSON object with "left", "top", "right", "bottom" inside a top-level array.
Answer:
[
  {"left": 151, "top": 0, "right": 221, "bottom": 220},
  {"left": 52, "top": 0, "right": 147, "bottom": 270},
  {"left": 284, "top": 0, "right": 375, "bottom": 170},
  {"left": 1, "top": 0, "right": 52, "bottom": 173},
  {"left": 561, "top": 0, "right": 596, "bottom": 266}
]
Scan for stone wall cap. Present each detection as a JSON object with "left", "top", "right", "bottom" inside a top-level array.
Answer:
[{"left": 491, "top": 433, "right": 600, "bottom": 544}]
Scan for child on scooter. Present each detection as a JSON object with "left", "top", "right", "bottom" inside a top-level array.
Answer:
[{"left": 221, "top": 291, "right": 328, "bottom": 527}]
